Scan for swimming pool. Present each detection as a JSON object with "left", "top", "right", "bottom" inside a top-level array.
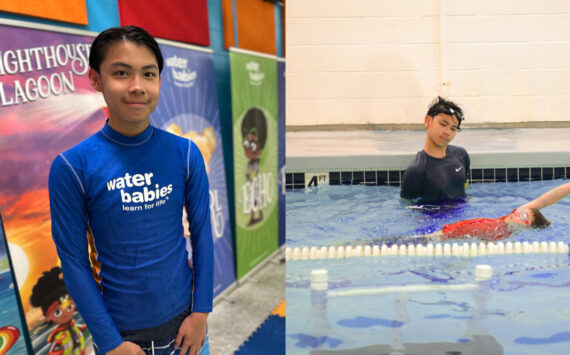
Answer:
[{"left": 286, "top": 180, "right": 570, "bottom": 354}]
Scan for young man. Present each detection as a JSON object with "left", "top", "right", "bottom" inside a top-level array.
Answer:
[
  {"left": 48, "top": 26, "right": 213, "bottom": 355},
  {"left": 400, "top": 97, "right": 470, "bottom": 203},
  {"left": 427, "top": 182, "right": 570, "bottom": 241}
]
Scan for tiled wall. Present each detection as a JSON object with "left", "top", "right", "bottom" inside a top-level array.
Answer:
[
  {"left": 287, "top": 0, "right": 570, "bottom": 126},
  {"left": 286, "top": 167, "right": 570, "bottom": 190}
]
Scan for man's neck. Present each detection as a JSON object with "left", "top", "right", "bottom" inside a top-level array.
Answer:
[
  {"left": 108, "top": 118, "right": 150, "bottom": 137},
  {"left": 423, "top": 140, "right": 447, "bottom": 158}
]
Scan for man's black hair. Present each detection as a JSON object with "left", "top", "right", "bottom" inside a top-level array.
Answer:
[
  {"left": 30, "top": 267, "right": 68, "bottom": 315},
  {"left": 241, "top": 107, "right": 268, "bottom": 150},
  {"left": 89, "top": 25, "right": 163, "bottom": 74},
  {"left": 426, "top": 96, "right": 464, "bottom": 129}
]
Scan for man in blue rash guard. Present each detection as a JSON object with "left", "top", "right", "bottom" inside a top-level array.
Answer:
[
  {"left": 400, "top": 97, "right": 470, "bottom": 204},
  {"left": 48, "top": 26, "right": 213, "bottom": 355}
]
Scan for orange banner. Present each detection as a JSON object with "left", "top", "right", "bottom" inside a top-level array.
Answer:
[
  {"left": 223, "top": 0, "right": 276, "bottom": 55},
  {"left": 0, "top": 0, "right": 88, "bottom": 25}
]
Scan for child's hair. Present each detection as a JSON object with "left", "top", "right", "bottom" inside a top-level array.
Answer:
[
  {"left": 89, "top": 25, "right": 163, "bottom": 73},
  {"left": 30, "top": 267, "right": 67, "bottom": 315},
  {"left": 529, "top": 208, "right": 551, "bottom": 229},
  {"left": 241, "top": 107, "right": 268, "bottom": 150}
]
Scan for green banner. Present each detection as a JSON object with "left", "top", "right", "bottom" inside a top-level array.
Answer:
[{"left": 230, "top": 50, "right": 278, "bottom": 279}]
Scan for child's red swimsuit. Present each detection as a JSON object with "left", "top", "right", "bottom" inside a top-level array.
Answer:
[{"left": 440, "top": 213, "right": 512, "bottom": 241}]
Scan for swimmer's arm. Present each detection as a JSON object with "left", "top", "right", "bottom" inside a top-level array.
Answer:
[
  {"left": 423, "top": 231, "right": 443, "bottom": 241},
  {"left": 521, "top": 182, "right": 570, "bottom": 210}
]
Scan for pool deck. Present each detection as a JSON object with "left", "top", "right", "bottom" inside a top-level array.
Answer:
[{"left": 286, "top": 128, "right": 570, "bottom": 171}]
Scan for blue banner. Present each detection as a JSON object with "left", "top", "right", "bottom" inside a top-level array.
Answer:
[
  {"left": 277, "top": 60, "right": 285, "bottom": 247},
  {"left": 152, "top": 45, "right": 235, "bottom": 297}
]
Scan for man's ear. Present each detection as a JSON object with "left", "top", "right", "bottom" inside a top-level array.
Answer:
[
  {"left": 424, "top": 115, "right": 431, "bottom": 128},
  {"left": 88, "top": 68, "right": 102, "bottom": 92}
]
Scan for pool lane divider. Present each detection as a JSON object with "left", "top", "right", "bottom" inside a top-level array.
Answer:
[
  {"left": 311, "top": 265, "right": 493, "bottom": 299},
  {"left": 286, "top": 241, "right": 569, "bottom": 261}
]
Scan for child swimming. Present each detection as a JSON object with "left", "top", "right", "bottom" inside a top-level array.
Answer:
[{"left": 425, "top": 182, "right": 569, "bottom": 241}]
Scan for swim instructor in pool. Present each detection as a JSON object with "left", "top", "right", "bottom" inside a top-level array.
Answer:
[
  {"left": 425, "top": 182, "right": 570, "bottom": 241},
  {"left": 401, "top": 97, "right": 470, "bottom": 203}
]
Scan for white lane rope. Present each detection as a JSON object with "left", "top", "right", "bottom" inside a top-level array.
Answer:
[{"left": 286, "top": 241, "right": 569, "bottom": 261}]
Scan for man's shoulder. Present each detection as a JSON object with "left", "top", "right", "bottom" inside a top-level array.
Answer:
[
  {"left": 153, "top": 126, "right": 192, "bottom": 148},
  {"left": 58, "top": 131, "right": 103, "bottom": 159},
  {"left": 50, "top": 131, "right": 107, "bottom": 180},
  {"left": 447, "top": 145, "right": 469, "bottom": 156},
  {"left": 405, "top": 150, "right": 428, "bottom": 170}
]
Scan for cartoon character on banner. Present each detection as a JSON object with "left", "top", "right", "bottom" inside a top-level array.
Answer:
[
  {"left": 241, "top": 108, "right": 268, "bottom": 226},
  {"left": 30, "top": 267, "right": 87, "bottom": 355},
  {"left": 165, "top": 123, "right": 219, "bottom": 263}
]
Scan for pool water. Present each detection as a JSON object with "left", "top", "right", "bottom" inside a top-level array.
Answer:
[
  {"left": 286, "top": 180, "right": 570, "bottom": 354},
  {"left": 287, "top": 180, "right": 570, "bottom": 247}
]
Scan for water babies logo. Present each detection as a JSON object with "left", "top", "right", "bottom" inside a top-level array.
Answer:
[
  {"left": 106, "top": 172, "right": 173, "bottom": 212},
  {"left": 166, "top": 55, "right": 197, "bottom": 88},
  {"left": 246, "top": 61, "right": 264, "bottom": 86}
]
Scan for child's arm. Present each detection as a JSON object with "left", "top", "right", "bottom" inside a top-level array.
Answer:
[
  {"left": 423, "top": 231, "right": 443, "bottom": 241},
  {"left": 522, "top": 182, "right": 570, "bottom": 210}
]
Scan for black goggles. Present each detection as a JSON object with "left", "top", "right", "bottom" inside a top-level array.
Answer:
[{"left": 427, "top": 106, "right": 464, "bottom": 122}]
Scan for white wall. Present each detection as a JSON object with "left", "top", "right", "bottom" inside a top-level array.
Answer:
[{"left": 286, "top": 0, "right": 570, "bottom": 126}]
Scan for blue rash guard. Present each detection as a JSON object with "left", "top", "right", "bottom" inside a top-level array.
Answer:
[{"left": 48, "top": 122, "right": 214, "bottom": 354}]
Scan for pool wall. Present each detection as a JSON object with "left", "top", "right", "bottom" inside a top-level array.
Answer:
[{"left": 286, "top": 152, "right": 570, "bottom": 189}]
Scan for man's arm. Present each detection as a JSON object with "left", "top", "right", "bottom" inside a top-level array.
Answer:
[
  {"left": 400, "top": 165, "right": 425, "bottom": 200},
  {"left": 522, "top": 182, "right": 570, "bottom": 210},
  {"left": 49, "top": 155, "right": 125, "bottom": 354},
  {"left": 177, "top": 141, "right": 214, "bottom": 354}
]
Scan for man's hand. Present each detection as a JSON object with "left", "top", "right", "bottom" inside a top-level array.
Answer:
[
  {"left": 106, "top": 341, "right": 145, "bottom": 355},
  {"left": 175, "top": 312, "right": 209, "bottom": 355}
]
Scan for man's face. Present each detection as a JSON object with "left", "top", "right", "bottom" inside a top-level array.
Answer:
[
  {"left": 88, "top": 41, "right": 160, "bottom": 129},
  {"left": 425, "top": 113, "right": 459, "bottom": 148}
]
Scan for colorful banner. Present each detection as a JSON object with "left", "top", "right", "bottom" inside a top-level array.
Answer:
[
  {"left": 277, "top": 60, "right": 285, "bottom": 247},
  {"left": 229, "top": 49, "right": 278, "bottom": 279},
  {"left": 151, "top": 44, "right": 235, "bottom": 297},
  {"left": 0, "top": 23, "right": 97, "bottom": 354},
  {"left": 0, "top": 217, "right": 29, "bottom": 355}
]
